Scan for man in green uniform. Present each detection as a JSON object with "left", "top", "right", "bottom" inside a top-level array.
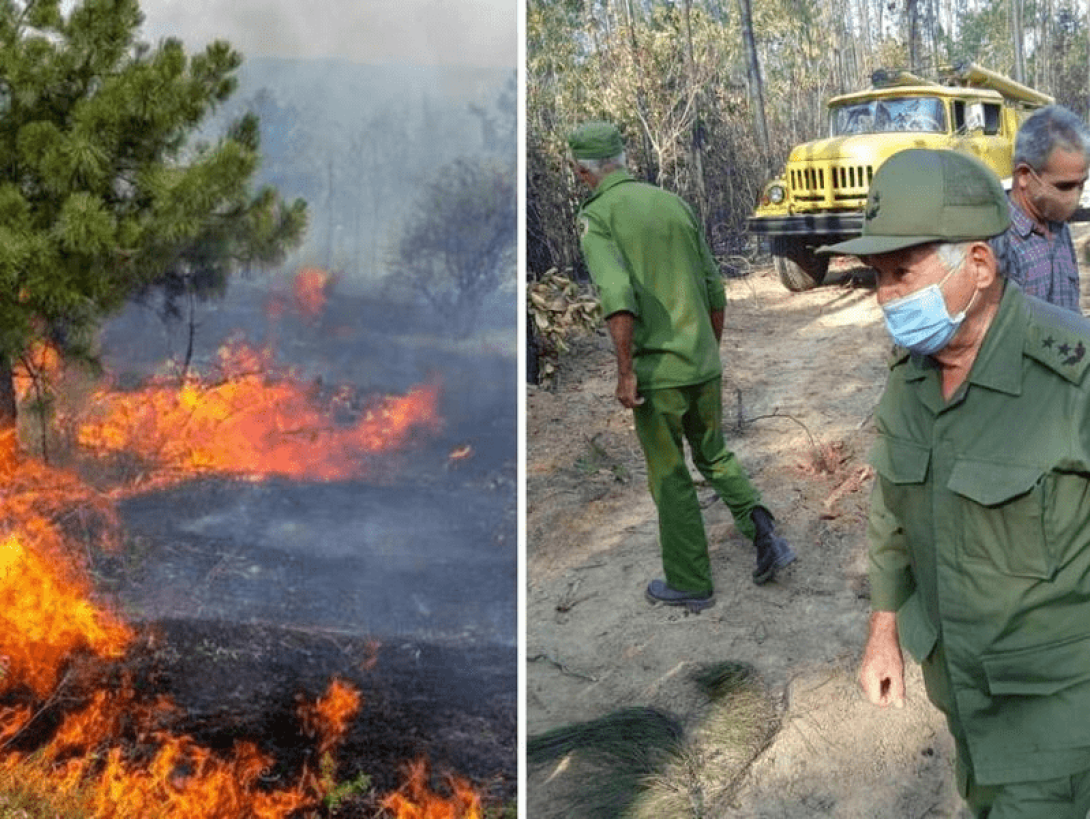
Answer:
[
  {"left": 567, "top": 120, "right": 795, "bottom": 611},
  {"left": 821, "top": 148, "right": 1090, "bottom": 818}
]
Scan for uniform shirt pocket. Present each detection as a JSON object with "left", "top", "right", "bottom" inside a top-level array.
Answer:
[
  {"left": 947, "top": 459, "right": 1053, "bottom": 580},
  {"left": 897, "top": 592, "right": 938, "bottom": 664},
  {"left": 870, "top": 436, "right": 931, "bottom": 525},
  {"left": 870, "top": 436, "right": 930, "bottom": 484},
  {"left": 982, "top": 632, "right": 1090, "bottom": 696}
]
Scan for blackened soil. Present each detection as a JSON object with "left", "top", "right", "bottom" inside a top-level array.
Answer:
[
  {"left": 92, "top": 618, "right": 514, "bottom": 815},
  {"left": 106, "top": 475, "right": 516, "bottom": 647},
  {"left": 72, "top": 285, "right": 518, "bottom": 814}
]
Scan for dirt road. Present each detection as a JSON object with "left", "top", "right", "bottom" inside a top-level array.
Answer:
[{"left": 526, "top": 259, "right": 1007, "bottom": 818}]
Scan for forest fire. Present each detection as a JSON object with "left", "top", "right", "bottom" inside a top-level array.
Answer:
[
  {"left": 75, "top": 336, "right": 442, "bottom": 484},
  {"left": 0, "top": 508, "right": 355, "bottom": 816},
  {"left": 0, "top": 295, "right": 501, "bottom": 816},
  {"left": 0, "top": 531, "right": 130, "bottom": 697},
  {"left": 0, "top": 445, "right": 491, "bottom": 817}
]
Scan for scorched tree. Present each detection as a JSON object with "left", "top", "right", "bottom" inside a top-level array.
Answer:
[
  {"left": 0, "top": 0, "right": 307, "bottom": 428},
  {"left": 389, "top": 157, "right": 515, "bottom": 337}
]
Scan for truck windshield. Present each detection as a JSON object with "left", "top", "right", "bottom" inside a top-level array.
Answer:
[{"left": 830, "top": 96, "right": 946, "bottom": 136}]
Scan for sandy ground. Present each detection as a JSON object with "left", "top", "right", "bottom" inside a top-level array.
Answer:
[{"left": 524, "top": 244, "right": 1089, "bottom": 818}]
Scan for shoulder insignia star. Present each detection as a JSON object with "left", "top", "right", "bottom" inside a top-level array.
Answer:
[
  {"left": 1026, "top": 313, "right": 1090, "bottom": 382},
  {"left": 1064, "top": 341, "right": 1086, "bottom": 366}
]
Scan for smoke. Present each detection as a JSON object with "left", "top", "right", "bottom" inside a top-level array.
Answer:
[
  {"left": 138, "top": 0, "right": 516, "bottom": 68},
  {"left": 97, "top": 267, "right": 515, "bottom": 648}
]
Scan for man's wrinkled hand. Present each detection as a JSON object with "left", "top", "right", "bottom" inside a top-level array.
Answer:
[
  {"left": 859, "top": 611, "right": 905, "bottom": 709},
  {"left": 615, "top": 372, "right": 644, "bottom": 408}
]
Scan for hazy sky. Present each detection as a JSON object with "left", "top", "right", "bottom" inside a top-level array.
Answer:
[{"left": 137, "top": 0, "right": 516, "bottom": 68}]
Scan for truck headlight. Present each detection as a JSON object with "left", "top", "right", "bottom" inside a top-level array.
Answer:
[{"left": 767, "top": 184, "right": 786, "bottom": 205}]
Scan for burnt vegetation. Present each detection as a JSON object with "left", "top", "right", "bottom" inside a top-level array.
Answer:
[{"left": 0, "top": 2, "right": 516, "bottom": 816}]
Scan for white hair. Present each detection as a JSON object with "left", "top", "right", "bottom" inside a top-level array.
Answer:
[{"left": 934, "top": 241, "right": 973, "bottom": 271}]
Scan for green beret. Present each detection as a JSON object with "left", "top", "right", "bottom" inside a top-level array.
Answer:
[{"left": 567, "top": 121, "right": 624, "bottom": 160}]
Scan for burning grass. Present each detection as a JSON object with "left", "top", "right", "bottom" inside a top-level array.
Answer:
[
  {"left": 0, "top": 499, "right": 359, "bottom": 817},
  {"left": 0, "top": 403, "right": 505, "bottom": 817},
  {"left": 75, "top": 336, "right": 442, "bottom": 485},
  {"left": 0, "top": 271, "right": 512, "bottom": 816}
]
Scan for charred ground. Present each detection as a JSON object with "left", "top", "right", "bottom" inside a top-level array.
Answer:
[{"left": 11, "top": 274, "right": 518, "bottom": 815}]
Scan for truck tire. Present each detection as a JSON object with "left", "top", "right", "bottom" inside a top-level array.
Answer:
[{"left": 773, "top": 248, "right": 829, "bottom": 292}]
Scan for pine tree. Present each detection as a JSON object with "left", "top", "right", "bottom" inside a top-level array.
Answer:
[{"left": 0, "top": 0, "right": 307, "bottom": 426}]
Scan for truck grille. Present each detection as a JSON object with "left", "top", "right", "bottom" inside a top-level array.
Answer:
[{"left": 790, "top": 163, "right": 873, "bottom": 206}]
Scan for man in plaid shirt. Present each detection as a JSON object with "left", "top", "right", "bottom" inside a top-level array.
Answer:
[{"left": 992, "top": 105, "right": 1090, "bottom": 313}]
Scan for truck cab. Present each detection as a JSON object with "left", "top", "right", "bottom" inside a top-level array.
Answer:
[{"left": 747, "top": 63, "right": 1052, "bottom": 290}]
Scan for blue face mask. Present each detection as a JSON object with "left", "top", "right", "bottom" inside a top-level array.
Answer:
[{"left": 881, "top": 257, "right": 975, "bottom": 355}]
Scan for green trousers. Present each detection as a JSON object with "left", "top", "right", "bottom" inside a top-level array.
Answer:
[
  {"left": 631, "top": 377, "right": 761, "bottom": 594},
  {"left": 922, "top": 641, "right": 1090, "bottom": 819}
]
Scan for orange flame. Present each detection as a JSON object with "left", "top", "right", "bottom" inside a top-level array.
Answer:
[
  {"left": 447, "top": 443, "right": 474, "bottom": 468},
  {"left": 76, "top": 338, "right": 442, "bottom": 482},
  {"left": 299, "top": 676, "right": 361, "bottom": 756},
  {"left": 292, "top": 267, "right": 332, "bottom": 319},
  {"left": 0, "top": 444, "right": 368, "bottom": 817},
  {"left": 88, "top": 738, "right": 308, "bottom": 819},
  {"left": 0, "top": 532, "right": 362, "bottom": 817},
  {"left": 0, "top": 531, "right": 130, "bottom": 697},
  {"left": 20, "top": 676, "right": 357, "bottom": 819},
  {"left": 0, "top": 403, "right": 490, "bottom": 817},
  {"left": 382, "top": 759, "right": 483, "bottom": 819},
  {"left": 13, "top": 340, "right": 63, "bottom": 403}
]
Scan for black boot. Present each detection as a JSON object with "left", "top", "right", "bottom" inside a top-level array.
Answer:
[
  {"left": 645, "top": 579, "right": 715, "bottom": 612},
  {"left": 751, "top": 506, "right": 797, "bottom": 585}
]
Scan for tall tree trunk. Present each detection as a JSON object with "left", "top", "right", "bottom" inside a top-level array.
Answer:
[
  {"left": 621, "top": 0, "right": 657, "bottom": 183},
  {"left": 736, "top": 0, "right": 772, "bottom": 172},
  {"left": 927, "top": 0, "right": 937, "bottom": 71},
  {"left": 0, "top": 354, "right": 17, "bottom": 432},
  {"left": 1042, "top": 0, "right": 1053, "bottom": 92},
  {"left": 907, "top": 0, "right": 921, "bottom": 72},
  {"left": 183, "top": 286, "right": 197, "bottom": 380},
  {"left": 682, "top": 0, "right": 708, "bottom": 223},
  {"left": 1012, "top": 0, "right": 1026, "bottom": 83},
  {"left": 857, "top": 0, "right": 872, "bottom": 83}
]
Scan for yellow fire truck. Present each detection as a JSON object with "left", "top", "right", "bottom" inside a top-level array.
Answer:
[{"left": 747, "top": 63, "right": 1054, "bottom": 291}]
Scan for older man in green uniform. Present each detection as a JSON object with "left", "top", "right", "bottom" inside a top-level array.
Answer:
[
  {"left": 821, "top": 148, "right": 1090, "bottom": 818},
  {"left": 567, "top": 121, "right": 795, "bottom": 611}
]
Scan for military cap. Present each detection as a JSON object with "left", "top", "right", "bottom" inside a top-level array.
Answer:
[
  {"left": 819, "top": 148, "right": 1010, "bottom": 256},
  {"left": 567, "top": 121, "right": 625, "bottom": 160}
]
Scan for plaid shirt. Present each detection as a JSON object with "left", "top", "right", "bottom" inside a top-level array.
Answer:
[{"left": 992, "top": 196, "right": 1082, "bottom": 313}]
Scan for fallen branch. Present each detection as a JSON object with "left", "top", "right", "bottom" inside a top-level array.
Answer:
[
  {"left": 734, "top": 401, "right": 817, "bottom": 451},
  {"left": 822, "top": 464, "right": 875, "bottom": 516}
]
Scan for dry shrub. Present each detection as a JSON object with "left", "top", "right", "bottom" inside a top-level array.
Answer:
[
  {"left": 528, "top": 270, "right": 601, "bottom": 385},
  {"left": 527, "top": 663, "right": 777, "bottom": 818},
  {"left": 628, "top": 663, "right": 778, "bottom": 818}
]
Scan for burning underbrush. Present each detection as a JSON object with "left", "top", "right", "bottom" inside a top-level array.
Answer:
[
  {"left": 72, "top": 335, "right": 442, "bottom": 488},
  {"left": 0, "top": 272, "right": 515, "bottom": 817},
  {"left": 0, "top": 436, "right": 507, "bottom": 817}
]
